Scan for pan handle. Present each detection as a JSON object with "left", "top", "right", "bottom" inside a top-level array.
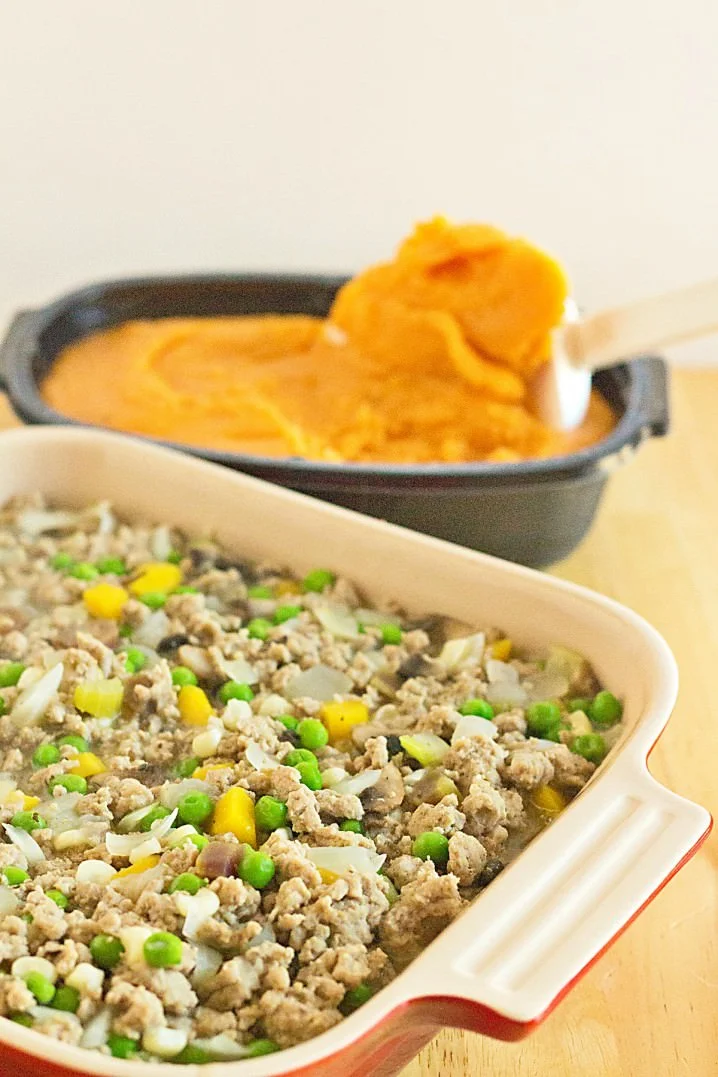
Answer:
[
  {"left": 633, "top": 356, "right": 670, "bottom": 439},
  {"left": 397, "top": 758, "right": 710, "bottom": 1037},
  {"left": 0, "top": 310, "right": 40, "bottom": 394}
]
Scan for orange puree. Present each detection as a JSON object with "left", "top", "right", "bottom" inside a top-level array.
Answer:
[{"left": 42, "top": 218, "right": 616, "bottom": 463}]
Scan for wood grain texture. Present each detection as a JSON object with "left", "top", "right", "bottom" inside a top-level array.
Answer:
[{"left": 0, "top": 374, "right": 715, "bottom": 1076}]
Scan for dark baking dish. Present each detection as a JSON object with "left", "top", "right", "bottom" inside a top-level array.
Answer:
[{"left": 0, "top": 274, "right": 669, "bottom": 567}]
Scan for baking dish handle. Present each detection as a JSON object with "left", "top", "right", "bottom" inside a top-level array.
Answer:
[
  {"left": 399, "top": 762, "right": 710, "bottom": 1036},
  {"left": 0, "top": 310, "right": 40, "bottom": 393}
]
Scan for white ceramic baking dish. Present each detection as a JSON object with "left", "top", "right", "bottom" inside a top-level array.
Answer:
[{"left": 0, "top": 426, "right": 710, "bottom": 1077}]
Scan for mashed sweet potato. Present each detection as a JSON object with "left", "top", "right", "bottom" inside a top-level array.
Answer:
[{"left": 42, "top": 218, "right": 616, "bottom": 463}]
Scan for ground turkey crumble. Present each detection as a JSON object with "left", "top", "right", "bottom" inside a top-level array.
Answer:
[{"left": 0, "top": 496, "right": 623, "bottom": 1064}]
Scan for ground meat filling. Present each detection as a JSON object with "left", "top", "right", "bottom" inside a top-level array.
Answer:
[{"left": 0, "top": 496, "right": 624, "bottom": 1064}]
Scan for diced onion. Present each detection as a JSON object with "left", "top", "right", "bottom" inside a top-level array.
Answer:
[
  {"left": 285, "top": 664, "right": 352, "bottom": 701},
  {"left": 452, "top": 714, "right": 499, "bottom": 744},
  {"left": 306, "top": 845, "right": 385, "bottom": 877},
  {"left": 355, "top": 608, "right": 401, "bottom": 629},
  {"left": 221, "top": 698, "right": 252, "bottom": 731},
  {"left": 399, "top": 733, "right": 450, "bottom": 767},
  {"left": 117, "top": 803, "right": 157, "bottom": 832},
  {"left": 0, "top": 779, "right": 18, "bottom": 804},
  {"left": 150, "top": 525, "right": 173, "bottom": 561},
  {"left": 438, "top": 632, "right": 485, "bottom": 671},
  {"left": 319, "top": 767, "right": 349, "bottom": 788},
  {"left": 244, "top": 922, "right": 276, "bottom": 949},
  {"left": 17, "top": 509, "right": 79, "bottom": 536},
  {"left": 4, "top": 824, "right": 45, "bottom": 864},
  {"left": 112, "top": 864, "right": 164, "bottom": 899},
  {"left": 258, "top": 694, "right": 290, "bottom": 717},
  {"left": 484, "top": 681, "right": 528, "bottom": 707},
  {"left": 524, "top": 669, "right": 570, "bottom": 702},
  {"left": 66, "top": 962, "right": 105, "bottom": 995},
  {"left": 0, "top": 887, "right": 19, "bottom": 917},
  {"left": 134, "top": 610, "right": 170, "bottom": 648},
  {"left": 12, "top": 956, "right": 57, "bottom": 983},
  {"left": 11, "top": 663, "right": 64, "bottom": 726},
  {"left": 143, "top": 1027, "right": 188, "bottom": 1058},
  {"left": 129, "top": 837, "right": 161, "bottom": 863},
  {"left": 245, "top": 741, "right": 279, "bottom": 772},
  {"left": 331, "top": 770, "right": 382, "bottom": 796},
  {"left": 54, "top": 826, "right": 104, "bottom": 851},
  {"left": 76, "top": 860, "right": 117, "bottom": 885},
  {"left": 191, "top": 944, "right": 224, "bottom": 988},
  {"left": 219, "top": 655, "right": 258, "bottom": 686},
  {"left": 192, "top": 726, "right": 224, "bottom": 759},
  {"left": 118, "top": 925, "right": 153, "bottom": 966},
  {"left": 314, "top": 604, "right": 359, "bottom": 639},
  {"left": 175, "top": 887, "right": 220, "bottom": 941},
  {"left": 80, "top": 1007, "right": 112, "bottom": 1048},
  {"left": 486, "top": 658, "right": 519, "bottom": 684},
  {"left": 31, "top": 1006, "right": 81, "bottom": 1030},
  {"left": 191, "top": 1035, "right": 251, "bottom": 1060},
  {"left": 167, "top": 824, "right": 203, "bottom": 849},
  {"left": 160, "top": 780, "right": 212, "bottom": 811}
]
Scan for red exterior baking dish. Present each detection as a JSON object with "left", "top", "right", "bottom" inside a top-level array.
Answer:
[{"left": 0, "top": 426, "right": 710, "bottom": 1077}]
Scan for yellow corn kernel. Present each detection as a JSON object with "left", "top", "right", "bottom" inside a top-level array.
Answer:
[
  {"left": 319, "top": 700, "right": 370, "bottom": 745},
  {"left": 192, "top": 762, "right": 233, "bottom": 780},
  {"left": 318, "top": 868, "right": 340, "bottom": 885},
  {"left": 531, "top": 784, "right": 568, "bottom": 815},
  {"left": 115, "top": 855, "right": 160, "bottom": 878},
  {"left": 275, "top": 579, "right": 301, "bottom": 597},
  {"left": 491, "top": 638, "right": 513, "bottom": 661},
  {"left": 82, "top": 583, "right": 129, "bottom": 620},
  {"left": 178, "top": 685, "right": 213, "bottom": 726},
  {"left": 22, "top": 795, "right": 41, "bottom": 811},
  {"left": 69, "top": 752, "right": 107, "bottom": 779},
  {"left": 211, "top": 787, "right": 256, "bottom": 847},
  {"left": 74, "top": 679, "right": 124, "bottom": 718},
  {"left": 128, "top": 562, "right": 182, "bottom": 597}
]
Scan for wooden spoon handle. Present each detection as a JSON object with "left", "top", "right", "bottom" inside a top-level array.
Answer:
[{"left": 562, "top": 277, "right": 718, "bottom": 371}]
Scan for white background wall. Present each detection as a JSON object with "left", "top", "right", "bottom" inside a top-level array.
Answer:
[{"left": 1, "top": 1, "right": 717, "bottom": 364}]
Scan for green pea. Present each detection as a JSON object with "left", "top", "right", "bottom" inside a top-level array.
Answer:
[
  {"left": 124, "top": 647, "right": 146, "bottom": 673},
  {"left": 296, "top": 761, "right": 322, "bottom": 790},
  {"left": 0, "top": 697, "right": 5, "bottom": 718},
  {"left": 10, "top": 812, "right": 47, "bottom": 833},
  {"left": 174, "top": 1044, "right": 212, "bottom": 1063},
  {"left": 46, "top": 889, "right": 69, "bottom": 910},
  {"left": 187, "top": 833, "right": 209, "bottom": 851},
  {"left": 567, "top": 697, "right": 592, "bottom": 713},
  {"left": 297, "top": 718, "right": 329, "bottom": 751},
  {"left": 107, "top": 1033, "right": 138, "bottom": 1059},
  {"left": 166, "top": 550, "right": 183, "bottom": 565},
  {"left": 177, "top": 792, "right": 214, "bottom": 827},
  {"left": 254, "top": 796, "right": 288, "bottom": 832},
  {"left": 458, "top": 698, "right": 495, "bottom": 720},
  {"left": 33, "top": 743, "right": 61, "bottom": 767},
  {"left": 526, "top": 701, "right": 563, "bottom": 738},
  {"left": 173, "top": 585, "right": 198, "bottom": 595},
  {"left": 284, "top": 748, "right": 316, "bottom": 767},
  {"left": 302, "top": 569, "right": 335, "bottom": 594},
  {"left": 339, "top": 819, "right": 364, "bottom": 834},
  {"left": 140, "top": 591, "right": 167, "bottom": 609},
  {"left": 273, "top": 604, "right": 301, "bottom": 625},
  {"left": 168, "top": 873, "right": 206, "bottom": 895},
  {"left": 412, "top": 831, "right": 450, "bottom": 866},
  {"left": 571, "top": 732, "right": 607, "bottom": 764},
  {"left": 238, "top": 849, "right": 276, "bottom": 890},
  {"left": 340, "top": 982, "right": 374, "bottom": 1014},
  {"left": 171, "top": 666, "right": 198, "bottom": 687},
  {"left": 138, "top": 805, "right": 171, "bottom": 832},
  {"left": 49, "top": 775, "right": 87, "bottom": 795},
  {"left": 95, "top": 557, "right": 127, "bottom": 575},
  {"left": 69, "top": 562, "right": 99, "bottom": 581},
  {"left": 24, "top": 972, "right": 55, "bottom": 1005},
  {"left": 589, "top": 691, "right": 623, "bottom": 727},
  {"left": 276, "top": 714, "right": 299, "bottom": 731},
  {"left": 57, "top": 734, "right": 89, "bottom": 753},
  {"left": 173, "top": 756, "right": 200, "bottom": 778},
  {"left": 143, "top": 931, "right": 183, "bottom": 968},
  {"left": 380, "top": 623, "right": 403, "bottom": 646},
  {"left": 0, "top": 662, "right": 25, "bottom": 688},
  {"left": 118, "top": 624, "right": 133, "bottom": 638},
  {"left": 247, "top": 617, "right": 272, "bottom": 640},
  {"left": 90, "top": 933, "right": 125, "bottom": 970},
  {"left": 244, "top": 1038, "right": 280, "bottom": 1057},
  {"left": 247, "top": 584, "right": 273, "bottom": 599},
  {"left": 51, "top": 985, "right": 80, "bottom": 1013},
  {"left": 50, "top": 552, "right": 74, "bottom": 570},
  {"left": 9, "top": 1013, "right": 33, "bottom": 1027},
  {"left": 218, "top": 681, "right": 254, "bottom": 704},
  {"left": 2, "top": 866, "right": 29, "bottom": 887}
]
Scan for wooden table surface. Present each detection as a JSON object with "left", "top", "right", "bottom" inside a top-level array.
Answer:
[{"left": 1, "top": 373, "right": 716, "bottom": 1076}]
